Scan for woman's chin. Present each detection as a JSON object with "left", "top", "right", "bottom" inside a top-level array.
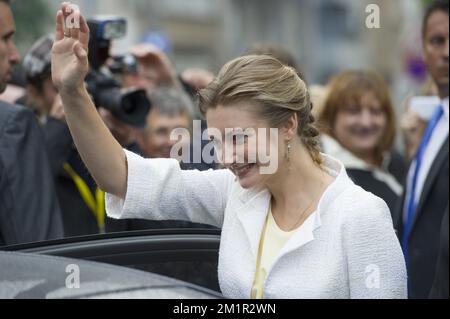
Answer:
[
  {"left": 350, "top": 138, "right": 380, "bottom": 154},
  {"left": 238, "top": 180, "right": 255, "bottom": 189},
  {"left": 236, "top": 165, "right": 261, "bottom": 189}
]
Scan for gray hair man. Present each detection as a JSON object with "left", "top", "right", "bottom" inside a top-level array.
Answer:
[{"left": 137, "top": 86, "right": 195, "bottom": 160}]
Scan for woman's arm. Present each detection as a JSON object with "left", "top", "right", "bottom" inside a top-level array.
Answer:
[
  {"left": 343, "top": 191, "right": 408, "bottom": 299},
  {"left": 51, "top": 3, "right": 235, "bottom": 227},
  {"left": 106, "top": 150, "right": 234, "bottom": 228},
  {"left": 51, "top": 3, "right": 127, "bottom": 198}
]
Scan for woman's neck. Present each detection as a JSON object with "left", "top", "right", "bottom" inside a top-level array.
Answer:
[{"left": 265, "top": 143, "right": 334, "bottom": 229}]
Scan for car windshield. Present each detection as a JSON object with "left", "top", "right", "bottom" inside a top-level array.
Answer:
[{"left": 0, "top": 251, "right": 222, "bottom": 299}]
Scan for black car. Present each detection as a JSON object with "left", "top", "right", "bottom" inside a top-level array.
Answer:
[{"left": 1, "top": 228, "right": 223, "bottom": 299}]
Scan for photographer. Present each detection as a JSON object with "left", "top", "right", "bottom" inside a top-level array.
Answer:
[{"left": 85, "top": 17, "right": 150, "bottom": 155}]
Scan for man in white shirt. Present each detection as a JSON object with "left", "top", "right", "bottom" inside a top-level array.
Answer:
[{"left": 395, "top": 0, "right": 449, "bottom": 299}]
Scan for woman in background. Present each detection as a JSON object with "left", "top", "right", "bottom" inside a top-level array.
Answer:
[{"left": 319, "top": 70, "right": 406, "bottom": 213}]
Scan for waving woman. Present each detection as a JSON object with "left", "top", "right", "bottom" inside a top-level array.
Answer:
[{"left": 52, "top": 3, "right": 406, "bottom": 299}]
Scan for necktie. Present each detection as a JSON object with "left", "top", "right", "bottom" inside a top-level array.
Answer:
[{"left": 402, "top": 105, "right": 445, "bottom": 264}]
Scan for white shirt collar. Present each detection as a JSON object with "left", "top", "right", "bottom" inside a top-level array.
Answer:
[{"left": 321, "top": 134, "right": 370, "bottom": 170}]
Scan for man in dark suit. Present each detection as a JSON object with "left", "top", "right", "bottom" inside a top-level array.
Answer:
[
  {"left": 430, "top": 207, "right": 449, "bottom": 299},
  {"left": 394, "top": 0, "right": 449, "bottom": 299},
  {"left": 0, "top": 0, "right": 63, "bottom": 245}
]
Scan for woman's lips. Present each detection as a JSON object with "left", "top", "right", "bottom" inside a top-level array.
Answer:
[{"left": 231, "top": 163, "right": 256, "bottom": 178}]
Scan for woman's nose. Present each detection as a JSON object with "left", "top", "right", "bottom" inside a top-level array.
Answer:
[{"left": 359, "top": 110, "right": 373, "bottom": 126}]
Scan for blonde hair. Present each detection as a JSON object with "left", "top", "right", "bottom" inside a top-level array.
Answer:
[{"left": 199, "top": 55, "right": 322, "bottom": 165}]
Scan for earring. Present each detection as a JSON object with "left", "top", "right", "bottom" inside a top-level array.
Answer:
[{"left": 286, "top": 141, "right": 292, "bottom": 170}]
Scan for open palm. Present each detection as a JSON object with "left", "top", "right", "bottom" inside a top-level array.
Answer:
[{"left": 51, "top": 3, "right": 90, "bottom": 91}]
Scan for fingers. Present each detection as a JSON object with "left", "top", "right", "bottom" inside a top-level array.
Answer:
[
  {"left": 130, "top": 44, "right": 162, "bottom": 59},
  {"left": 73, "top": 42, "right": 87, "bottom": 60},
  {"left": 79, "top": 14, "right": 89, "bottom": 33},
  {"left": 55, "top": 10, "right": 65, "bottom": 41},
  {"left": 61, "top": 2, "right": 72, "bottom": 19},
  {"left": 71, "top": 10, "right": 81, "bottom": 40},
  {"left": 58, "top": 2, "right": 89, "bottom": 43},
  {"left": 78, "top": 15, "right": 90, "bottom": 48}
]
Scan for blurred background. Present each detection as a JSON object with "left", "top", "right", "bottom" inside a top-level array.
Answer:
[{"left": 10, "top": 0, "right": 435, "bottom": 107}]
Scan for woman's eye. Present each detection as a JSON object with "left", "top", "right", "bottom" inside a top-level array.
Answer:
[
  {"left": 371, "top": 110, "right": 382, "bottom": 116},
  {"left": 345, "top": 107, "right": 360, "bottom": 115}
]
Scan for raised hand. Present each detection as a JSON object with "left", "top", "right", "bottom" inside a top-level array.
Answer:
[
  {"left": 51, "top": 2, "right": 90, "bottom": 92},
  {"left": 129, "top": 43, "right": 182, "bottom": 88}
]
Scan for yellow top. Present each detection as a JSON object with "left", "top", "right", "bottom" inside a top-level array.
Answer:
[{"left": 251, "top": 206, "right": 295, "bottom": 299}]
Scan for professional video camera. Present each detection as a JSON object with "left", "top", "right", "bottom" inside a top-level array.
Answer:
[{"left": 86, "top": 16, "right": 150, "bottom": 128}]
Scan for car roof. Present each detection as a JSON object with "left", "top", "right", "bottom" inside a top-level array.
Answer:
[{"left": 0, "top": 251, "right": 222, "bottom": 299}]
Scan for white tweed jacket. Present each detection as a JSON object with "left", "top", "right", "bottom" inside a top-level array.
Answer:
[{"left": 106, "top": 150, "right": 407, "bottom": 299}]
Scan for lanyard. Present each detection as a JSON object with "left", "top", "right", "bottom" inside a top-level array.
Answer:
[{"left": 63, "top": 163, "right": 106, "bottom": 233}]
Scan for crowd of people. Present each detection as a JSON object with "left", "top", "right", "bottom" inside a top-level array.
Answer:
[{"left": 0, "top": 0, "right": 448, "bottom": 299}]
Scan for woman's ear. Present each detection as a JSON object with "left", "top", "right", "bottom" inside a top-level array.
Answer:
[{"left": 282, "top": 113, "right": 298, "bottom": 140}]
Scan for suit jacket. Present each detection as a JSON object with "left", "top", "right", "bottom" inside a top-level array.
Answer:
[
  {"left": 394, "top": 137, "right": 449, "bottom": 299},
  {"left": 106, "top": 150, "right": 407, "bottom": 299},
  {"left": 429, "top": 207, "right": 449, "bottom": 299},
  {"left": 42, "top": 117, "right": 100, "bottom": 237},
  {"left": 0, "top": 102, "right": 64, "bottom": 246}
]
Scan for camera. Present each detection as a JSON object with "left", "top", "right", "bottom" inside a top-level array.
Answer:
[
  {"left": 108, "top": 54, "right": 138, "bottom": 76},
  {"left": 86, "top": 16, "right": 150, "bottom": 128}
]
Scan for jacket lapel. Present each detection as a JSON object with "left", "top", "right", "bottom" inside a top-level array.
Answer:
[
  {"left": 233, "top": 154, "right": 351, "bottom": 269},
  {"left": 279, "top": 209, "right": 322, "bottom": 258},
  {"left": 410, "top": 137, "right": 449, "bottom": 236},
  {"left": 235, "top": 187, "right": 271, "bottom": 263}
]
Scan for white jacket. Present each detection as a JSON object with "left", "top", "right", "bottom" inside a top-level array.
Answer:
[
  {"left": 106, "top": 150, "right": 407, "bottom": 299},
  {"left": 321, "top": 134, "right": 403, "bottom": 196}
]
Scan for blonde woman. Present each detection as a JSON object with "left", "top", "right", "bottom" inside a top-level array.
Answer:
[{"left": 52, "top": 3, "right": 406, "bottom": 299}]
